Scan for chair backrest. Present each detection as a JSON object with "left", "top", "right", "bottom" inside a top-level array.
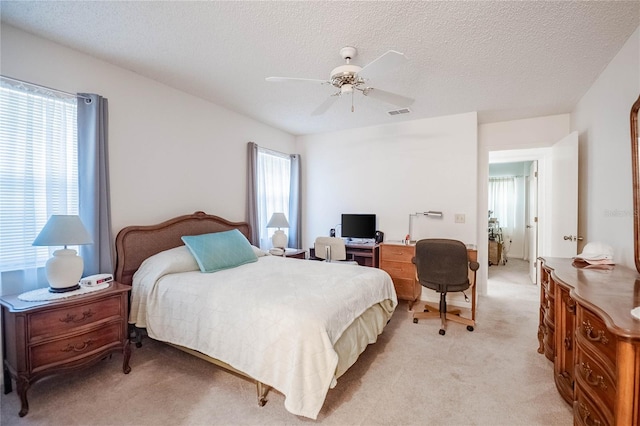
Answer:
[
  {"left": 413, "top": 239, "right": 470, "bottom": 293},
  {"left": 314, "top": 237, "right": 347, "bottom": 261}
]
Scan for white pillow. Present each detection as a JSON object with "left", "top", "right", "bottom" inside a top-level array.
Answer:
[{"left": 251, "top": 245, "right": 269, "bottom": 257}]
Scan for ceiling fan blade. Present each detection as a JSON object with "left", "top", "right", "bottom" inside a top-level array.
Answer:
[
  {"left": 357, "top": 50, "right": 408, "bottom": 80},
  {"left": 363, "top": 88, "right": 415, "bottom": 107},
  {"left": 311, "top": 95, "right": 340, "bottom": 116},
  {"left": 266, "top": 76, "right": 328, "bottom": 85}
]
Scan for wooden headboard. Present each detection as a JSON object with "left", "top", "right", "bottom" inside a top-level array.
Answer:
[{"left": 114, "top": 211, "right": 252, "bottom": 285}]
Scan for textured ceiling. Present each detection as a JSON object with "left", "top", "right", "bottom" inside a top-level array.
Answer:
[{"left": 1, "top": 1, "right": 638, "bottom": 135}]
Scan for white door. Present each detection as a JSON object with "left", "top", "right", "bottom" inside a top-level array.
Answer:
[
  {"left": 528, "top": 160, "right": 538, "bottom": 283},
  {"left": 549, "top": 131, "right": 579, "bottom": 257}
]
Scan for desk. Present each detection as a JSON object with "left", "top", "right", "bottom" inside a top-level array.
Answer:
[
  {"left": 379, "top": 242, "right": 478, "bottom": 312},
  {"left": 309, "top": 243, "right": 379, "bottom": 267}
]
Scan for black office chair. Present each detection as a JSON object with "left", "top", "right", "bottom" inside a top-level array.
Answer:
[{"left": 412, "top": 239, "right": 479, "bottom": 336}]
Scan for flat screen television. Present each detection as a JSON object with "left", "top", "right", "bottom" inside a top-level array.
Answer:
[{"left": 341, "top": 214, "right": 376, "bottom": 239}]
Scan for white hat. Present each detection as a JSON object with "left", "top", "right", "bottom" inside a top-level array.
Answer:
[{"left": 574, "top": 242, "right": 614, "bottom": 262}]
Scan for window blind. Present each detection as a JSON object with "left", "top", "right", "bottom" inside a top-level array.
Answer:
[{"left": 0, "top": 78, "right": 78, "bottom": 272}]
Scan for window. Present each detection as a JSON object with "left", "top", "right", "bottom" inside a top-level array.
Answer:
[
  {"left": 0, "top": 78, "right": 78, "bottom": 273},
  {"left": 256, "top": 148, "right": 291, "bottom": 248}
]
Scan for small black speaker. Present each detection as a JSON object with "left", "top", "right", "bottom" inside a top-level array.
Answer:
[
  {"left": 374, "top": 230, "right": 384, "bottom": 244},
  {"left": 330, "top": 228, "right": 336, "bottom": 237}
]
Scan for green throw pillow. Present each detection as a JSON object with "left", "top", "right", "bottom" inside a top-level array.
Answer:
[{"left": 181, "top": 229, "right": 258, "bottom": 273}]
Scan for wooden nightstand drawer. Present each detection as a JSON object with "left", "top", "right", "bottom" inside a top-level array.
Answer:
[
  {"left": 30, "top": 321, "right": 123, "bottom": 372},
  {"left": 29, "top": 295, "right": 122, "bottom": 341}
]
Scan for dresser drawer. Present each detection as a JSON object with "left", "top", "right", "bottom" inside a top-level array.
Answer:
[
  {"left": 575, "top": 346, "right": 616, "bottom": 413},
  {"left": 394, "top": 278, "right": 419, "bottom": 300},
  {"left": 379, "top": 245, "right": 414, "bottom": 262},
  {"left": 574, "top": 385, "right": 613, "bottom": 426},
  {"left": 29, "top": 295, "right": 123, "bottom": 341},
  {"left": 576, "top": 306, "right": 616, "bottom": 372},
  {"left": 30, "top": 321, "right": 124, "bottom": 372}
]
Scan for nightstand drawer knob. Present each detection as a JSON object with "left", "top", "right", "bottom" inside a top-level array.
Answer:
[
  {"left": 60, "top": 310, "right": 94, "bottom": 323},
  {"left": 61, "top": 339, "right": 95, "bottom": 353}
]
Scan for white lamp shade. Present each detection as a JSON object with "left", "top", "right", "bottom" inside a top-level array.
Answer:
[
  {"left": 267, "top": 212, "right": 289, "bottom": 229},
  {"left": 33, "top": 215, "right": 93, "bottom": 247},
  {"left": 33, "top": 215, "right": 92, "bottom": 292}
]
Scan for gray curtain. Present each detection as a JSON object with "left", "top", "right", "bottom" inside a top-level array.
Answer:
[
  {"left": 77, "top": 94, "right": 113, "bottom": 276},
  {"left": 288, "top": 154, "right": 302, "bottom": 249},
  {"left": 247, "top": 142, "right": 259, "bottom": 245}
]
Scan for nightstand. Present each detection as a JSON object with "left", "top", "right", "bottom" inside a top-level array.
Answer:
[
  {"left": 284, "top": 248, "right": 306, "bottom": 259},
  {"left": 0, "top": 282, "right": 131, "bottom": 417}
]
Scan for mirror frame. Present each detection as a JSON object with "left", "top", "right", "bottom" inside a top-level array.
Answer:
[{"left": 632, "top": 94, "right": 640, "bottom": 273}]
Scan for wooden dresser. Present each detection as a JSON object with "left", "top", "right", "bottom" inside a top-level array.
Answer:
[
  {"left": 538, "top": 257, "right": 640, "bottom": 426},
  {"left": 1, "top": 282, "right": 131, "bottom": 417}
]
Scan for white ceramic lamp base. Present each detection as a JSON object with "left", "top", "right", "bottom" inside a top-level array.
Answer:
[
  {"left": 46, "top": 248, "right": 83, "bottom": 293},
  {"left": 271, "top": 230, "right": 288, "bottom": 249}
]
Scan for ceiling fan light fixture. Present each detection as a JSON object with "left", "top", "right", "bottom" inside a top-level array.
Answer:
[{"left": 341, "top": 84, "right": 354, "bottom": 94}]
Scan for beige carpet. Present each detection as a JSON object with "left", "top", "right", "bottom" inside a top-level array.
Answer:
[{"left": 1, "top": 258, "right": 572, "bottom": 425}]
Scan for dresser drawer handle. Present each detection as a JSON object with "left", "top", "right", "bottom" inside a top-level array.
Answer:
[
  {"left": 60, "top": 310, "right": 94, "bottom": 323},
  {"left": 580, "top": 362, "right": 607, "bottom": 390},
  {"left": 61, "top": 339, "right": 95, "bottom": 353},
  {"left": 582, "top": 320, "right": 609, "bottom": 345},
  {"left": 578, "top": 402, "right": 602, "bottom": 426}
]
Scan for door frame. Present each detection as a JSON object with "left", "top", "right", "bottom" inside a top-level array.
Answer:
[{"left": 478, "top": 147, "right": 551, "bottom": 295}]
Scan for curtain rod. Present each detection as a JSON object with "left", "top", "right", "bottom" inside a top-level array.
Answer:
[
  {"left": 259, "top": 145, "right": 291, "bottom": 158},
  {"left": 0, "top": 75, "right": 92, "bottom": 100}
]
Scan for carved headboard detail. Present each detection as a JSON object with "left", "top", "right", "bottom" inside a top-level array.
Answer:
[{"left": 114, "top": 211, "right": 252, "bottom": 285}]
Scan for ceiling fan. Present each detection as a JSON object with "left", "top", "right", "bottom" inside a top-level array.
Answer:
[{"left": 266, "top": 46, "right": 415, "bottom": 115}]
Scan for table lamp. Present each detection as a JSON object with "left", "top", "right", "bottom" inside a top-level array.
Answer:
[
  {"left": 32, "top": 215, "right": 93, "bottom": 293},
  {"left": 267, "top": 212, "right": 289, "bottom": 249}
]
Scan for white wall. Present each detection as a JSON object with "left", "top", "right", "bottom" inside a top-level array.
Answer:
[
  {"left": 0, "top": 25, "right": 296, "bottom": 237},
  {"left": 297, "top": 111, "right": 478, "bottom": 250},
  {"left": 571, "top": 26, "right": 640, "bottom": 270}
]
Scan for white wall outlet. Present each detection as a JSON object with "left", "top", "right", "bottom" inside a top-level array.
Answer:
[{"left": 454, "top": 214, "right": 465, "bottom": 224}]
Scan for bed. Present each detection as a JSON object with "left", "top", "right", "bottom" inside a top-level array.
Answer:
[{"left": 114, "top": 211, "right": 397, "bottom": 419}]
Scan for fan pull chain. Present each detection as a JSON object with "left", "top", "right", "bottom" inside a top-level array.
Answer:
[{"left": 351, "top": 91, "right": 354, "bottom": 112}]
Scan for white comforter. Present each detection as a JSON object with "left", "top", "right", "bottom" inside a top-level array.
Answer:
[{"left": 130, "top": 247, "right": 397, "bottom": 419}]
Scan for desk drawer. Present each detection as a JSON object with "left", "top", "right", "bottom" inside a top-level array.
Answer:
[
  {"left": 379, "top": 260, "right": 415, "bottom": 280},
  {"left": 29, "top": 294, "right": 122, "bottom": 341},
  {"left": 380, "top": 245, "right": 414, "bottom": 262},
  {"left": 30, "top": 321, "right": 123, "bottom": 372}
]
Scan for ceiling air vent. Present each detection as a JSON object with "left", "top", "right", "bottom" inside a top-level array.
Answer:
[{"left": 387, "top": 108, "right": 411, "bottom": 116}]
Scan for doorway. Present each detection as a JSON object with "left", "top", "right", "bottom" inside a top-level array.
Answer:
[{"left": 487, "top": 160, "right": 536, "bottom": 285}]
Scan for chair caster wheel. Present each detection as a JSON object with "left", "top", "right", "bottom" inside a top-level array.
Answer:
[
  {"left": 413, "top": 318, "right": 418, "bottom": 324},
  {"left": 439, "top": 329, "right": 445, "bottom": 336},
  {"left": 467, "top": 326, "right": 474, "bottom": 332},
  {"left": 135, "top": 342, "right": 142, "bottom": 348}
]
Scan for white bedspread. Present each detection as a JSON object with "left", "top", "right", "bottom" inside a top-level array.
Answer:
[{"left": 130, "top": 249, "right": 397, "bottom": 419}]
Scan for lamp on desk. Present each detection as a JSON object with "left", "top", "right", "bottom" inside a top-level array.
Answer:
[
  {"left": 267, "top": 212, "right": 289, "bottom": 249},
  {"left": 32, "top": 215, "right": 93, "bottom": 293}
]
